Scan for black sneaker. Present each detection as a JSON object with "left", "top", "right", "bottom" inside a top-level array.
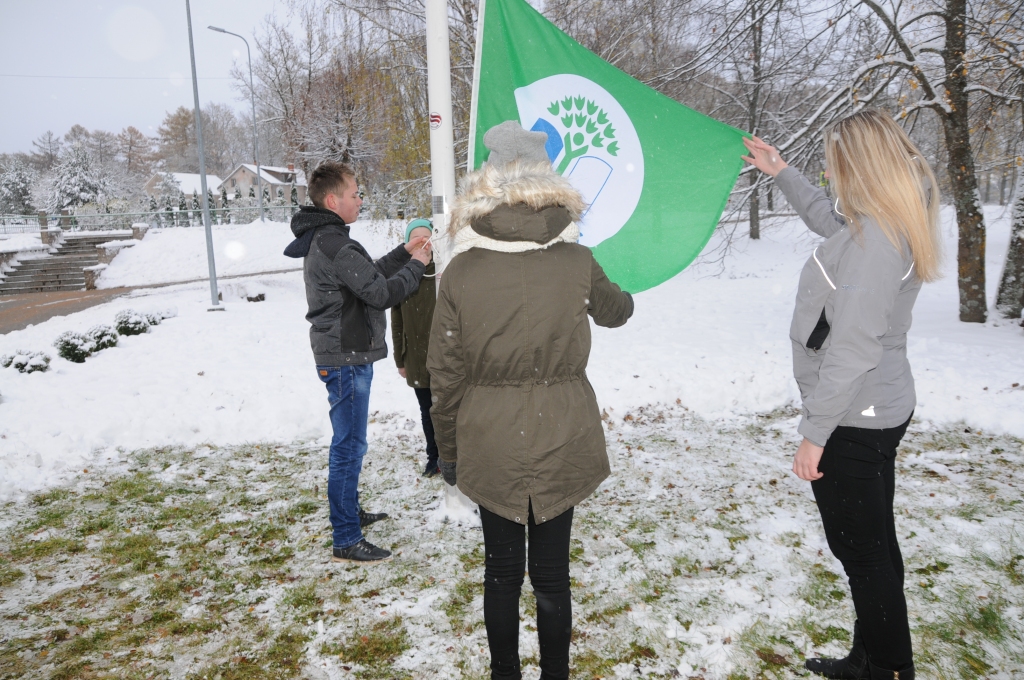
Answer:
[
  {"left": 359, "top": 509, "right": 388, "bottom": 527},
  {"left": 423, "top": 461, "right": 440, "bottom": 477},
  {"left": 332, "top": 539, "right": 392, "bottom": 564}
]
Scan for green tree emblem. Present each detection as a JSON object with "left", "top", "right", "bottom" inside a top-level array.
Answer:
[{"left": 546, "top": 95, "right": 619, "bottom": 174}]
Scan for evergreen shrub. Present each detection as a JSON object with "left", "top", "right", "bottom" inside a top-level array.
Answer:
[
  {"left": 114, "top": 309, "right": 150, "bottom": 336},
  {"left": 1, "top": 351, "right": 51, "bottom": 373},
  {"left": 88, "top": 325, "right": 119, "bottom": 351},
  {"left": 54, "top": 331, "right": 95, "bottom": 363}
]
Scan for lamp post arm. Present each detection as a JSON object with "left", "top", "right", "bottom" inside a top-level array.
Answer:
[{"left": 210, "top": 27, "right": 265, "bottom": 222}]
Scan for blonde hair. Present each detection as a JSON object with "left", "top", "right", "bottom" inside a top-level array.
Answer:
[{"left": 823, "top": 109, "right": 942, "bottom": 282}]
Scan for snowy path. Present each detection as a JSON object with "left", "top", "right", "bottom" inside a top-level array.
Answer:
[{"left": 1, "top": 409, "right": 1021, "bottom": 678}]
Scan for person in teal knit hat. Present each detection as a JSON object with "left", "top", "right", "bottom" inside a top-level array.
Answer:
[{"left": 391, "top": 218, "right": 439, "bottom": 476}]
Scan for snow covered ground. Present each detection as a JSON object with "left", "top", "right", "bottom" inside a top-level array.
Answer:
[
  {"left": 94, "top": 219, "right": 404, "bottom": 288},
  {"left": 0, "top": 206, "right": 1022, "bottom": 678},
  {"left": 1, "top": 207, "right": 1020, "bottom": 502}
]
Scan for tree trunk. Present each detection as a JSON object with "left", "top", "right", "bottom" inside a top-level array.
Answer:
[
  {"left": 749, "top": 178, "right": 761, "bottom": 239},
  {"left": 943, "top": 0, "right": 987, "bottom": 322},
  {"left": 995, "top": 156, "right": 1024, "bottom": 320},
  {"left": 748, "top": 1, "right": 762, "bottom": 240}
]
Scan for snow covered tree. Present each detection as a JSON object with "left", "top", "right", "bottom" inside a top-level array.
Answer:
[
  {"left": 290, "top": 184, "right": 299, "bottom": 205},
  {"left": 149, "top": 195, "right": 158, "bottom": 212},
  {"left": 178, "top": 191, "right": 188, "bottom": 226},
  {"left": 996, "top": 172, "right": 1024, "bottom": 320},
  {"left": 0, "top": 161, "right": 36, "bottom": 214},
  {"left": 46, "top": 145, "right": 106, "bottom": 213}
]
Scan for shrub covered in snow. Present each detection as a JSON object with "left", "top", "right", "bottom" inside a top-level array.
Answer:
[
  {"left": 145, "top": 312, "right": 162, "bottom": 326},
  {"left": 54, "top": 331, "right": 95, "bottom": 363},
  {"left": 114, "top": 309, "right": 150, "bottom": 336},
  {"left": 87, "top": 325, "right": 119, "bottom": 351},
  {"left": 1, "top": 350, "right": 51, "bottom": 373}
]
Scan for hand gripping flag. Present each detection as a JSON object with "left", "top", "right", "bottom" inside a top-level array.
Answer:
[{"left": 469, "top": 0, "right": 748, "bottom": 292}]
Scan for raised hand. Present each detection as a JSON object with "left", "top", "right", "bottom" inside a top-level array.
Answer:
[
  {"left": 411, "top": 241, "right": 432, "bottom": 265},
  {"left": 405, "top": 234, "right": 430, "bottom": 254},
  {"left": 741, "top": 136, "right": 789, "bottom": 177}
]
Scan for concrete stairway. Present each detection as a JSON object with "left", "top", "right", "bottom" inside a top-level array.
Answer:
[{"left": 0, "top": 233, "right": 132, "bottom": 296}]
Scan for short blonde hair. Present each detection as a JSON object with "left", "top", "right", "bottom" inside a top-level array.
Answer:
[{"left": 824, "top": 109, "right": 942, "bottom": 282}]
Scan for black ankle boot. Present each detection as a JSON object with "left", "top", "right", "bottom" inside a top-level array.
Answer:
[
  {"left": 805, "top": 621, "right": 869, "bottom": 679},
  {"left": 868, "top": 660, "right": 914, "bottom": 680}
]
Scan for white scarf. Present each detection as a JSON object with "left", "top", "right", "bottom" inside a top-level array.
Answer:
[{"left": 449, "top": 221, "right": 580, "bottom": 259}]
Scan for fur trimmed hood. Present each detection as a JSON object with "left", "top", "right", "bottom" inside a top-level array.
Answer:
[{"left": 449, "top": 161, "right": 586, "bottom": 236}]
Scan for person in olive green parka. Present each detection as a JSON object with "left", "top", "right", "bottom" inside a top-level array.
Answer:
[
  {"left": 391, "top": 218, "right": 439, "bottom": 476},
  {"left": 427, "top": 121, "right": 634, "bottom": 680}
]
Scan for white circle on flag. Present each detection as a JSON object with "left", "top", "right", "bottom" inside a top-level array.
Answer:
[{"left": 514, "top": 74, "right": 644, "bottom": 247}]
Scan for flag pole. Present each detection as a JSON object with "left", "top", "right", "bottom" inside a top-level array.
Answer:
[
  {"left": 425, "top": 0, "right": 457, "bottom": 276},
  {"left": 426, "top": 0, "right": 478, "bottom": 521}
]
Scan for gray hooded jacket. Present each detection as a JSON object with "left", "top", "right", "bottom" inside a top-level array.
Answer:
[
  {"left": 774, "top": 167, "right": 920, "bottom": 446},
  {"left": 285, "top": 206, "right": 425, "bottom": 366}
]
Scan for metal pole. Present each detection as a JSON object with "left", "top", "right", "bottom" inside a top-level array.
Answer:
[
  {"left": 209, "top": 26, "right": 265, "bottom": 222},
  {"left": 185, "top": 0, "right": 221, "bottom": 309},
  {"left": 425, "top": 0, "right": 457, "bottom": 275}
]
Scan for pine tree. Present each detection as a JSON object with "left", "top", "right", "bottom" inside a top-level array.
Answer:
[
  {"left": 46, "top": 145, "right": 106, "bottom": 213},
  {"left": 290, "top": 184, "right": 299, "bottom": 206},
  {"left": 0, "top": 161, "right": 36, "bottom": 214},
  {"left": 178, "top": 191, "right": 188, "bottom": 226},
  {"left": 149, "top": 195, "right": 158, "bottom": 213},
  {"left": 248, "top": 184, "right": 255, "bottom": 199}
]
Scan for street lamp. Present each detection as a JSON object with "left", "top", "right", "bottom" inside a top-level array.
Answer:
[
  {"left": 208, "top": 25, "right": 265, "bottom": 222},
  {"left": 185, "top": 0, "right": 220, "bottom": 310}
]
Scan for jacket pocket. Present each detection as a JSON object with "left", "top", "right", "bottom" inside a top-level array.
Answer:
[{"left": 806, "top": 308, "right": 831, "bottom": 350}]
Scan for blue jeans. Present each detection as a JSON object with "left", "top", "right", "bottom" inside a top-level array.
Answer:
[{"left": 317, "top": 363, "right": 373, "bottom": 550}]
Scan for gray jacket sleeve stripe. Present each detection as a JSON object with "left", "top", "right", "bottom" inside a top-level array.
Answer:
[
  {"left": 774, "top": 167, "right": 845, "bottom": 238},
  {"left": 797, "top": 236, "right": 905, "bottom": 446},
  {"left": 333, "top": 245, "right": 425, "bottom": 310}
]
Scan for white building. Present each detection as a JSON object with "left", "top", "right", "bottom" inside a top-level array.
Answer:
[
  {"left": 143, "top": 172, "right": 224, "bottom": 199},
  {"left": 218, "top": 164, "right": 308, "bottom": 204}
]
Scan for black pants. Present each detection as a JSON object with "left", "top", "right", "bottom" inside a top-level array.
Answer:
[
  {"left": 479, "top": 504, "right": 574, "bottom": 680},
  {"left": 413, "top": 387, "right": 438, "bottom": 467},
  {"left": 811, "top": 416, "right": 913, "bottom": 671}
]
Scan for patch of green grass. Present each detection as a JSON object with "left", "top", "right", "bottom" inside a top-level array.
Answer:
[
  {"left": 457, "top": 545, "right": 484, "bottom": 571},
  {"left": 801, "top": 621, "right": 850, "bottom": 647},
  {"left": 914, "top": 561, "right": 951, "bottom": 576},
  {"left": 79, "top": 512, "right": 116, "bottom": 536},
  {"left": 102, "top": 532, "right": 165, "bottom": 572},
  {"left": 324, "top": 617, "right": 409, "bottom": 677},
  {"left": 625, "top": 538, "right": 656, "bottom": 557},
  {"left": 0, "top": 562, "right": 25, "bottom": 587},
  {"left": 291, "top": 499, "right": 319, "bottom": 517},
  {"left": 101, "top": 472, "right": 164, "bottom": 504},
  {"left": 444, "top": 579, "right": 483, "bottom": 633},
  {"left": 584, "top": 601, "right": 631, "bottom": 624},
  {"left": 801, "top": 563, "right": 846, "bottom": 605},
  {"left": 282, "top": 582, "right": 322, "bottom": 615},
  {"left": 9, "top": 536, "right": 83, "bottom": 561}
]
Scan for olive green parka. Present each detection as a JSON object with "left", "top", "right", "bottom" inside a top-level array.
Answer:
[
  {"left": 391, "top": 261, "right": 436, "bottom": 388},
  {"left": 427, "top": 161, "right": 634, "bottom": 525}
]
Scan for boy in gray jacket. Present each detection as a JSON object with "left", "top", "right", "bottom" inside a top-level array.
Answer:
[{"left": 284, "top": 161, "right": 430, "bottom": 564}]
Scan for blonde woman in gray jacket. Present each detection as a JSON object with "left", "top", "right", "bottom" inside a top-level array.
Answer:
[{"left": 743, "top": 109, "right": 942, "bottom": 680}]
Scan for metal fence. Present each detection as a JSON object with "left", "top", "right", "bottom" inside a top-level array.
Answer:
[{"left": 0, "top": 205, "right": 303, "bottom": 235}]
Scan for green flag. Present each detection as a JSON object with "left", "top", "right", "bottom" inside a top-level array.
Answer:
[{"left": 469, "top": 0, "right": 747, "bottom": 293}]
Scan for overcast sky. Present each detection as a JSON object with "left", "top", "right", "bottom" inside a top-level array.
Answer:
[{"left": 0, "top": 0, "right": 288, "bottom": 154}]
